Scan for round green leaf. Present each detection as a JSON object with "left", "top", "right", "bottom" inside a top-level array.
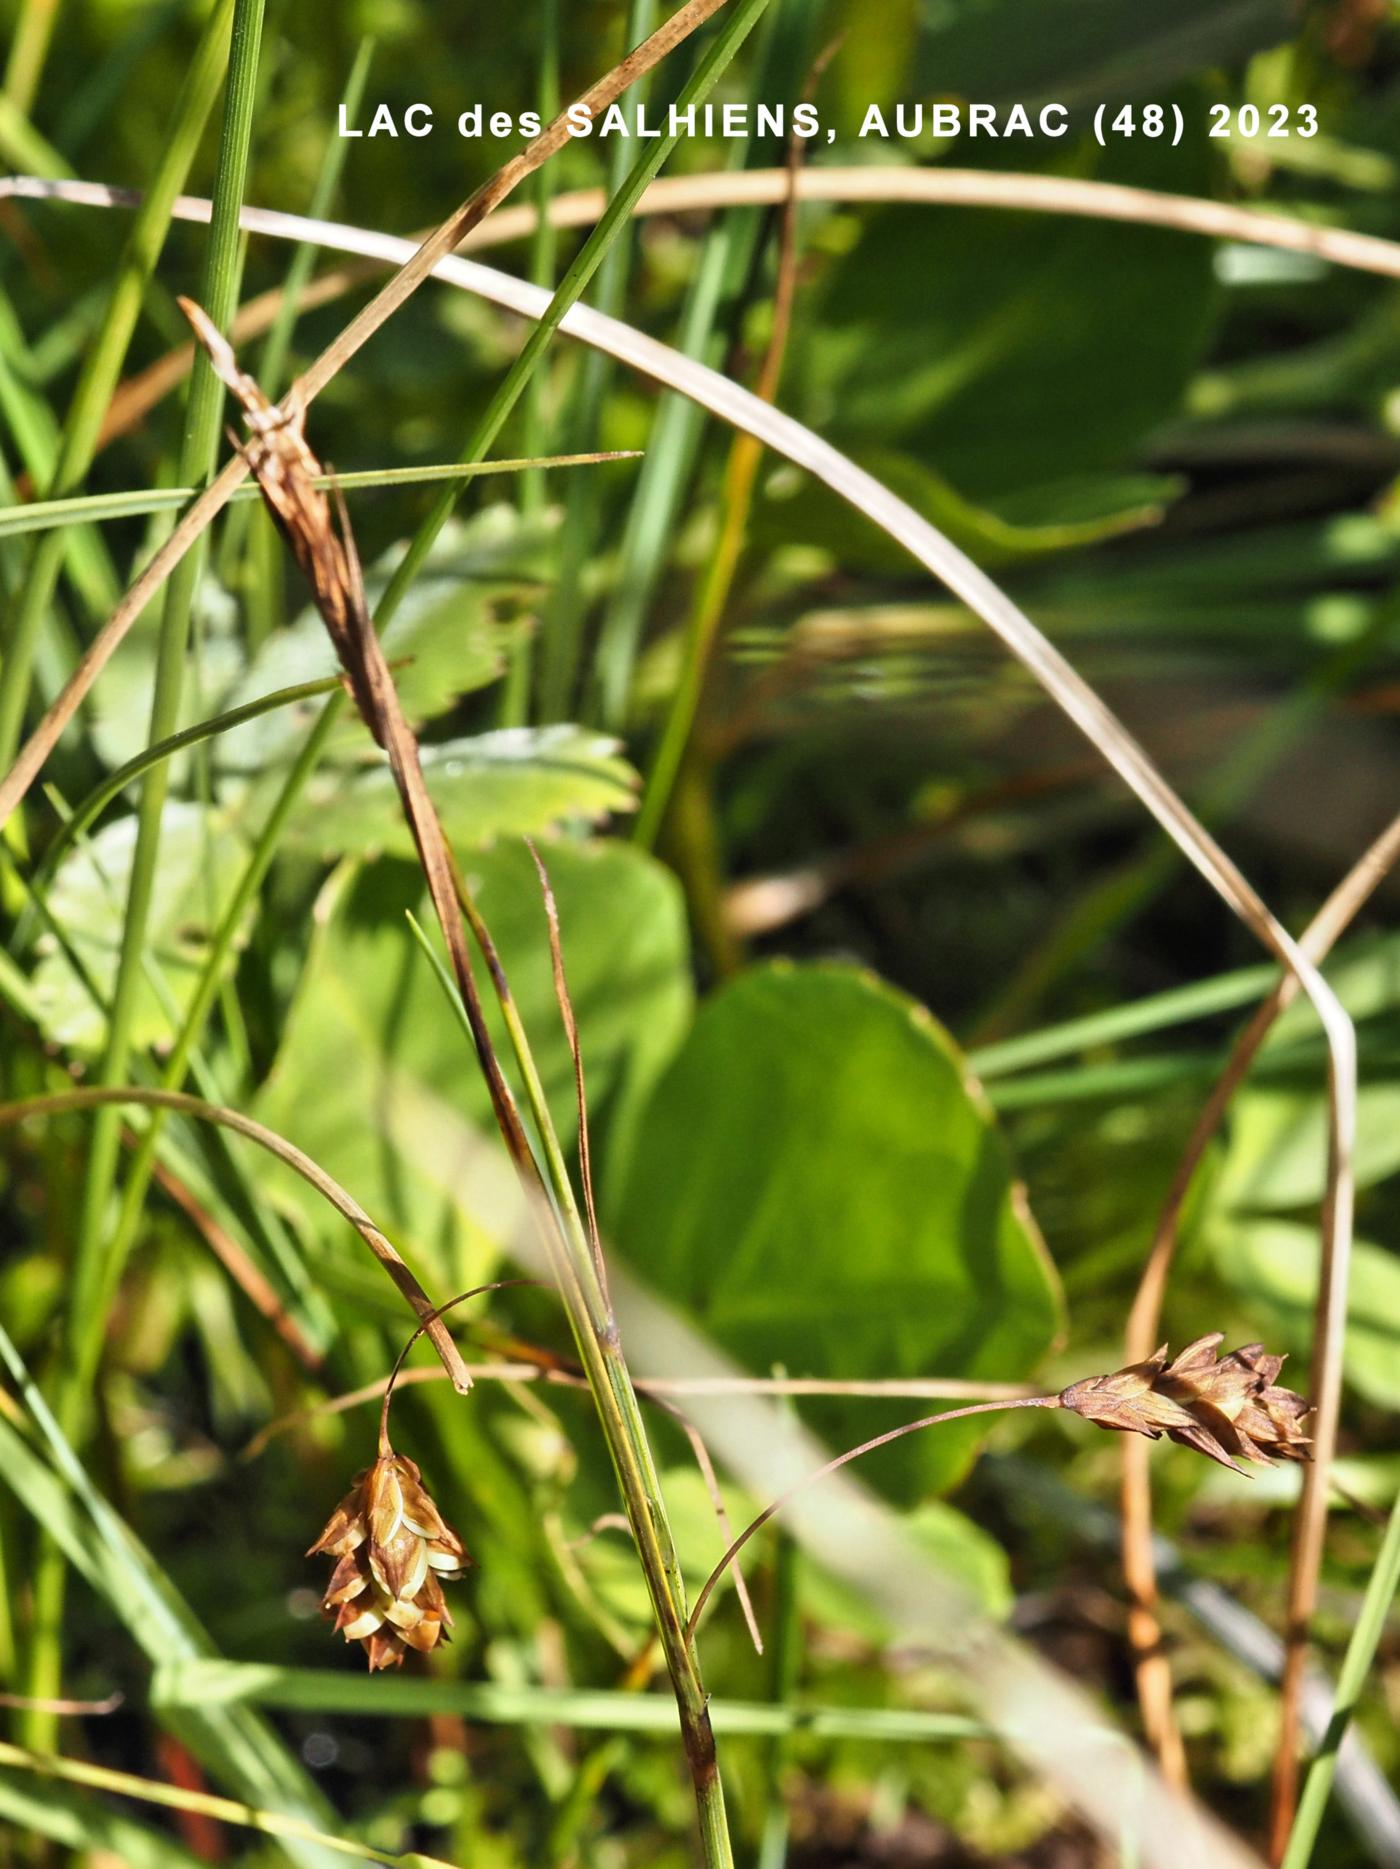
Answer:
[{"left": 610, "top": 963, "right": 1063, "bottom": 1499}]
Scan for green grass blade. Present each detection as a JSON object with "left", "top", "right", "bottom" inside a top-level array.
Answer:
[
  {"left": 0, "top": 1325, "right": 339, "bottom": 1864},
  {"left": 30, "top": 0, "right": 270, "bottom": 1750},
  {"left": 0, "top": 1742, "right": 445, "bottom": 1869},
  {"left": 0, "top": 1770, "right": 208, "bottom": 1869},
  {"left": 520, "top": 0, "right": 657, "bottom": 727},
  {"left": 968, "top": 962, "right": 1282, "bottom": 1078},
  {"left": 1281, "top": 1489, "right": 1400, "bottom": 1869},
  {"left": 62, "top": 0, "right": 267, "bottom": 1406},
  {"left": 0, "top": 0, "right": 237, "bottom": 770},
  {"left": 0, "top": 453, "right": 640, "bottom": 541},
  {"left": 371, "top": 0, "right": 777, "bottom": 654},
  {"left": 151, "top": 1659, "right": 992, "bottom": 1742},
  {"left": 0, "top": 284, "right": 119, "bottom": 620},
  {"left": 590, "top": 0, "right": 812, "bottom": 728}
]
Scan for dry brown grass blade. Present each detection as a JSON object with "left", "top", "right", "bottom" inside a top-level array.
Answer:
[
  {"left": 0, "top": 1690, "right": 123, "bottom": 1715},
  {"left": 325, "top": 220, "right": 1358, "bottom": 1850},
  {"left": 6, "top": 150, "right": 1397, "bottom": 804},
  {"left": 147, "top": 1152, "right": 325, "bottom": 1374},
  {"left": 244, "top": 1363, "right": 1041, "bottom": 1460},
  {"left": 0, "top": 0, "right": 732, "bottom": 833},
  {"left": 183, "top": 292, "right": 556, "bottom": 1238},
  {"left": 1116, "top": 807, "right": 1400, "bottom": 1823},
  {"left": 177, "top": 299, "right": 742, "bottom": 1845},
  {"left": 0, "top": 1086, "right": 472, "bottom": 1392},
  {"left": 15, "top": 162, "right": 1400, "bottom": 460}
]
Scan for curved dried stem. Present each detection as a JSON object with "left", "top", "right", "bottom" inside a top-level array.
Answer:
[
  {"left": 0, "top": 1086, "right": 474, "bottom": 1394},
  {"left": 243, "top": 1364, "right": 1039, "bottom": 1460},
  {"left": 686, "top": 1398, "right": 1061, "bottom": 1644},
  {"left": 12, "top": 162, "right": 1400, "bottom": 461},
  {"left": 165, "top": 231, "right": 1366, "bottom": 1812},
  {"left": 1118, "top": 809, "right": 1400, "bottom": 1826},
  {"left": 376, "top": 1279, "right": 545, "bottom": 1457},
  {"left": 4, "top": 154, "right": 1399, "bottom": 786}
]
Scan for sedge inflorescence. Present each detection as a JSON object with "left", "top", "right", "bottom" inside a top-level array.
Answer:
[
  {"left": 308, "top": 1451, "right": 471, "bottom": 1670},
  {"left": 1058, "top": 1331, "right": 1311, "bottom": 1473}
]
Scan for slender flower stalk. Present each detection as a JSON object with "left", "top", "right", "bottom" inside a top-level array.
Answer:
[{"left": 688, "top": 1337, "right": 1311, "bottom": 1645}]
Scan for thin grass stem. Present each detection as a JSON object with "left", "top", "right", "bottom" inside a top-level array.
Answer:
[
  {"left": 1279, "top": 1489, "right": 1400, "bottom": 1869},
  {"left": 687, "top": 1399, "right": 1062, "bottom": 1642},
  {"left": 0, "top": 0, "right": 237, "bottom": 770}
]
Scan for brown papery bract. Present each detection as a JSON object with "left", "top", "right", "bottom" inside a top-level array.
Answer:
[{"left": 1061, "top": 1333, "right": 1311, "bottom": 1474}]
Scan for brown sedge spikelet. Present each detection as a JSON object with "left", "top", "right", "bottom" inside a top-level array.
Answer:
[
  {"left": 1058, "top": 1331, "right": 1311, "bottom": 1474},
  {"left": 303, "top": 1284, "right": 536, "bottom": 1668},
  {"left": 307, "top": 1450, "right": 471, "bottom": 1670}
]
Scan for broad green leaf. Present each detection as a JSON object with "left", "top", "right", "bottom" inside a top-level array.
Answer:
[
  {"left": 807, "top": 135, "right": 1216, "bottom": 502},
  {"left": 1211, "top": 1218, "right": 1400, "bottom": 1410},
  {"left": 757, "top": 449, "right": 1182, "bottom": 574},
  {"left": 255, "top": 839, "right": 691, "bottom": 1281},
  {"left": 30, "top": 802, "right": 251, "bottom": 1054},
  {"left": 609, "top": 964, "right": 1064, "bottom": 1499},
  {"left": 215, "top": 505, "right": 537, "bottom": 782},
  {"left": 798, "top": 1500, "right": 1015, "bottom": 1634},
  {"left": 1216, "top": 1080, "right": 1400, "bottom": 1210},
  {"left": 910, "top": 0, "right": 1288, "bottom": 100},
  {"left": 283, "top": 726, "right": 638, "bottom": 858}
]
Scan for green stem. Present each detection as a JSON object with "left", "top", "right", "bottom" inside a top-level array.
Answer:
[
  {"left": 26, "top": 0, "right": 267, "bottom": 1750},
  {"left": 372, "top": 0, "right": 775, "bottom": 671},
  {"left": 1280, "top": 1489, "right": 1400, "bottom": 1869},
  {"left": 500, "top": 0, "right": 562, "bottom": 724},
  {"left": 531, "top": 0, "right": 657, "bottom": 726},
  {"left": 2, "top": 0, "right": 61, "bottom": 117},
  {"left": 591, "top": 0, "right": 808, "bottom": 729},
  {"left": 0, "top": 0, "right": 236, "bottom": 771},
  {"left": 1, "top": 455, "right": 627, "bottom": 542},
  {"left": 408, "top": 865, "right": 730, "bottom": 1861},
  {"left": 95, "top": 699, "right": 344, "bottom": 1328},
  {"left": 521, "top": 0, "right": 560, "bottom": 519},
  {"left": 0, "top": 284, "right": 118, "bottom": 623},
  {"left": 220, "top": 34, "right": 375, "bottom": 623},
  {"left": 0, "top": 1741, "right": 426, "bottom": 1869},
  {"left": 634, "top": 424, "right": 763, "bottom": 847},
  {"left": 64, "top": 0, "right": 267, "bottom": 1410}
]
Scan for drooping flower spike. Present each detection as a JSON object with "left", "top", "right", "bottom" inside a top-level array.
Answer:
[
  {"left": 308, "top": 1452, "right": 471, "bottom": 1671},
  {"left": 305, "top": 1278, "right": 539, "bottom": 1668},
  {"left": 1058, "top": 1332, "right": 1311, "bottom": 1473}
]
